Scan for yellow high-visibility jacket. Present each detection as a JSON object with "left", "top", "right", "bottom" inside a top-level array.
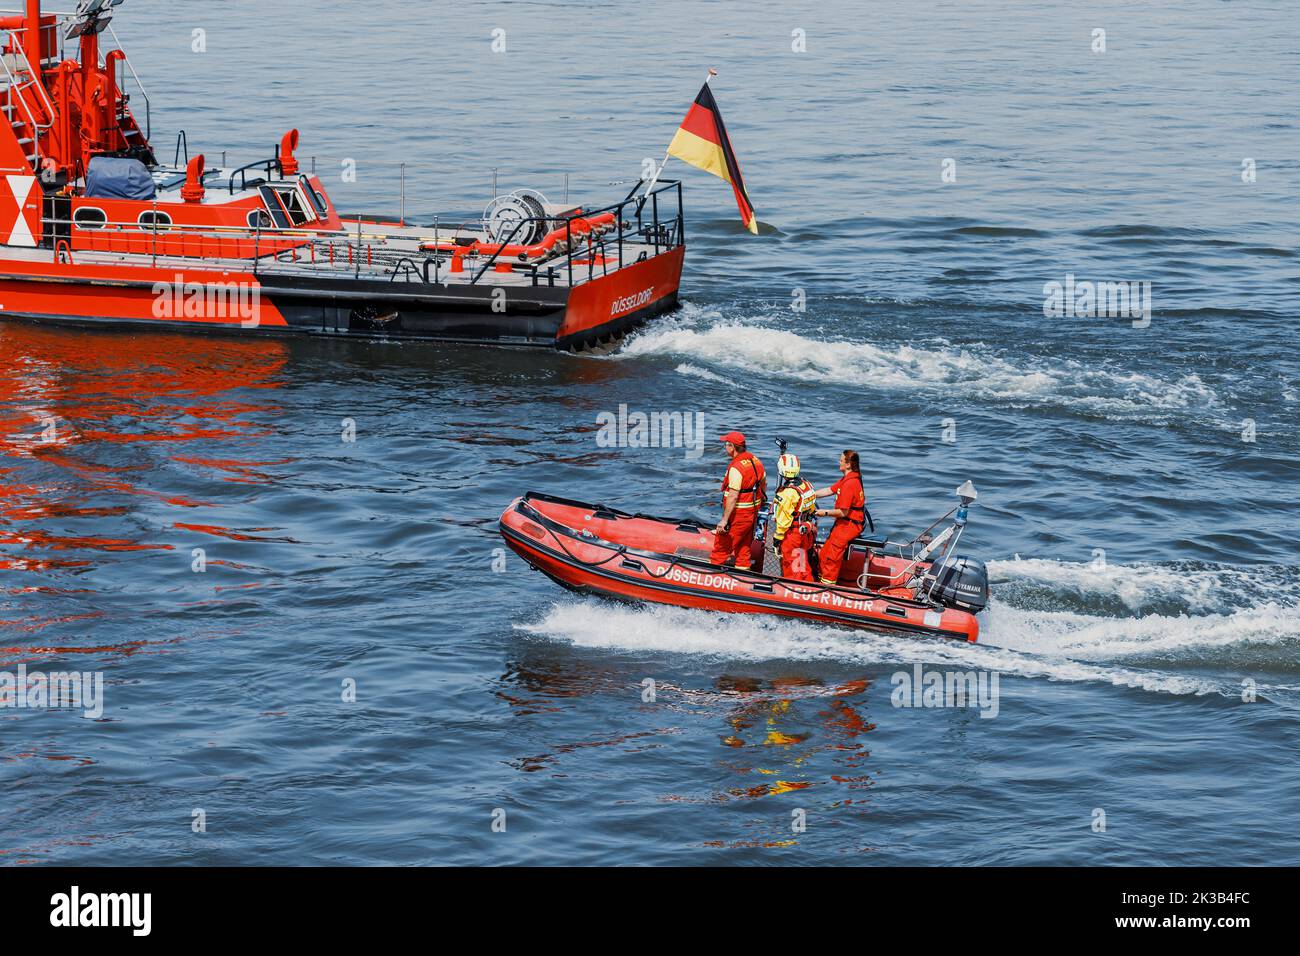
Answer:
[{"left": 773, "top": 478, "right": 817, "bottom": 540}]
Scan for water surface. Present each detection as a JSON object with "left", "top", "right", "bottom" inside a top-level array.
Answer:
[{"left": 1, "top": 0, "right": 1298, "bottom": 865}]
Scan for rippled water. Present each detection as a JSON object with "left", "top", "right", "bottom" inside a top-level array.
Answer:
[{"left": 2, "top": 0, "right": 1298, "bottom": 865}]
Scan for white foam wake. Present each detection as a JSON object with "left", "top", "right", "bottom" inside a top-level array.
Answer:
[
  {"left": 987, "top": 557, "right": 1298, "bottom": 614},
  {"left": 982, "top": 600, "right": 1300, "bottom": 660},
  {"left": 514, "top": 552, "right": 1300, "bottom": 699},
  {"left": 515, "top": 599, "right": 1232, "bottom": 697},
  {"left": 618, "top": 315, "right": 1222, "bottom": 421},
  {"left": 673, "top": 362, "right": 728, "bottom": 384}
]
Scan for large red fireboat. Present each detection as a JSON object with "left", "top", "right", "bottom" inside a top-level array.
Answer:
[{"left": 0, "top": 0, "right": 685, "bottom": 348}]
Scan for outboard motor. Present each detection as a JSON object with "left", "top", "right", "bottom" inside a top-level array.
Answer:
[
  {"left": 911, "top": 480, "right": 991, "bottom": 613},
  {"left": 928, "top": 556, "right": 990, "bottom": 613}
]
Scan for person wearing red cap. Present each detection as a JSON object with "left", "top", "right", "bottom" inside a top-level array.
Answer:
[
  {"left": 710, "top": 431, "right": 767, "bottom": 570},
  {"left": 813, "top": 449, "right": 866, "bottom": 585}
]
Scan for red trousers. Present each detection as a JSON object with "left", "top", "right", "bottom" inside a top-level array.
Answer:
[
  {"left": 779, "top": 525, "right": 815, "bottom": 581},
  {"left": 711, "top": 507, "right": 758, "bottom": 569},
  {"left": 818, "top": 520, "right": 863, "bottom": 584}
]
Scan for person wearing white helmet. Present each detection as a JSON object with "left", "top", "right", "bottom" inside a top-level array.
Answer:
[{"left": 771, "top": 452, "right": 818, "bottom": 581}]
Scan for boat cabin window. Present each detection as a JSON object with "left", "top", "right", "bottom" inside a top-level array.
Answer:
[
  {"left": 138, "top": 210, "right": 173, "bottom": 232},
  {"left": 74, "top": 207, "right": 108, "bottom": 229},
  {"left": 257, "top": 186, "right": 291, "bottom": 229},
  {"left": 247, "top": 209, "right": 274, "bottom": 230},
  {"left": 308, "top": 186, "right": 328, "bottom": 216},
  {"left": 266, "top": 183, "right": 315, "bottom": 227}
]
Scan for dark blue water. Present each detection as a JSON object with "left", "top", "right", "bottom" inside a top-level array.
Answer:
[{"left": 2, "top": 0, "right": 1298, "bottom": 865}]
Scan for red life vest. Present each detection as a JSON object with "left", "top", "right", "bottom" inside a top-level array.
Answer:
[
  {"left": 835, "top": 472, "right": 866, "bottom": 525},
  {"left": 721, "top": 451, "right": 766, "bottom": 508}
]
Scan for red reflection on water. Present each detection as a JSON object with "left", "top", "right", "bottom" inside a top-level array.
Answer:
[
  {"left": 172, "top": 522, "right": 297, "bottom": 543},
  {"left": 0, "top": 636, "right": 181, "bottom": 667},
  {"left": 0, "top": 611, "right": 105, "bottom": 633},
  {"left": 669, "top": 675, "right": 882, "bottom": 829},
  {"left": 0, "top": 324, "right": 288, "bottom": 575},
  {"left": 172, "top": 455, "right": 291, "bottom": 484},
  {"left": 3, "top": 752, "right": 95, "bottom": 766}
]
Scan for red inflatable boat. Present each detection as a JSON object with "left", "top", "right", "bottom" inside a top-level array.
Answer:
[{"left": 500, "top": 486, "right": 990, "bottom": 642}]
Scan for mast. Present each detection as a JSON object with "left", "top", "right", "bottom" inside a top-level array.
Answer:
[
  {"left": 0, "top": 0, "right": 152, "bottom": 178},
  {"left": 24, "top": 0, "right": 42, "bottom": 72},
  {"left": 0, "top": 1, "right": 48, "bottom": 74}
]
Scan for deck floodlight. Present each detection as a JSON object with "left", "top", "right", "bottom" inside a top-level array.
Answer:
[
  {"left": 955, "top": 480, "right": 978, "bottom": 505},
  {"left": 68, "top": 0, "right": 123, "bottom": 39}
]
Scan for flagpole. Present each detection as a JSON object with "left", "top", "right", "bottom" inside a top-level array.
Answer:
[
  {"left": 639, "top": 148, "right": 670, "bottom": 202},
  {"left": 641, "top": 68, "right": 716, "bottom": 202}
]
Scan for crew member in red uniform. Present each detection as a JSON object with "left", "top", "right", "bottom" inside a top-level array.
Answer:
[
  {"left": 813, "top": 449, "right": 866, "bottom": 585},
  {"left": 710, "top": 431, "right": 767, "bottom": 570}
]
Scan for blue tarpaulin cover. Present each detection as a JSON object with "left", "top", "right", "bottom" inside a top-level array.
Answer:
[{"left": 84, "top": 157, "right": 157, "bottom": 201}]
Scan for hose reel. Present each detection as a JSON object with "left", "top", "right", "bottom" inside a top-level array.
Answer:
[{"left": 482, "top": 189, "right": 549, "bottom": 246}]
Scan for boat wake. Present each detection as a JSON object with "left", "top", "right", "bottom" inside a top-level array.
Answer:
[
  {"left": 617, "top": 305, "right": 1225, "bottom": 425},
  {"left": 987, "top": 557, "right": 1300, "bottom": 616},
  {"left": 516, "top": 558, "right": 1300, "bottom": 702}
]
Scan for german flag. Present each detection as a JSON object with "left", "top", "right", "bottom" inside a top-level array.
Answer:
[{"left": 667, "top": 83, "right": 758, "bottom": 234}]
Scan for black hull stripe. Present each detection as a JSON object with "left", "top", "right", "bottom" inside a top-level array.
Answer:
[
  {"left": 0, "top": 269, "right": 564, "bottom": 308},
  {"left": 0, "top": 310, "right": 556, "bottom": 346},
  {"left": 0, "top": 290, "right": 680, "bottom": 349}
]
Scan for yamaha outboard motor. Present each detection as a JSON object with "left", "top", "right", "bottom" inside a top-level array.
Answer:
[
  {"left": 910, "top": 480, "right": 991, "bottom": 613},
  {"left": 929, "top": 556, "right": 990, "bottom": 613}
]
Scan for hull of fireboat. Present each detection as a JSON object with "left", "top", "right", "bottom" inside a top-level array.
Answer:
[{"left": 0, "top": 245, "right": 683, "bottom": 349}]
